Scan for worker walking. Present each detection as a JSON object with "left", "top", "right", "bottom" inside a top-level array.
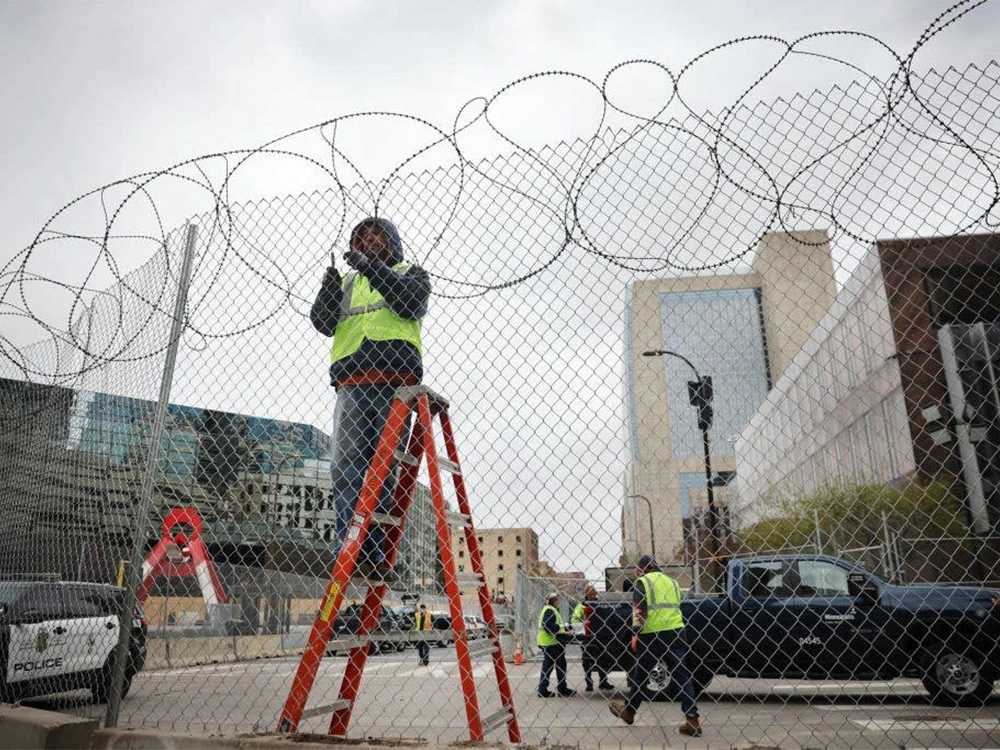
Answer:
[
  {"left": 536, "top": 592, "right": 576, "bottom": 698},
  {"left": 571, "top": 585, "right": 613, "bottom": 692},
  {"left": 415, "top": 603, "right": 432, "bottom": 666},
  {"left": 610, "top": 555, "right": 701, "bottom": 737}
]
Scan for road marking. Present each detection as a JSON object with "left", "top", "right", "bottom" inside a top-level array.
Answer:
[{"left": 852, "top": 718, "right": 999, "bottom": 732}]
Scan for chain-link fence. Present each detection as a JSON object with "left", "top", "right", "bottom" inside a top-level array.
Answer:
[{"left": 3, "top": 11, "right": 1000, "bottom": 747}]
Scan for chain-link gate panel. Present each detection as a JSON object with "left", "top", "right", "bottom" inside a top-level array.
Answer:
[{"left": 2, "top": 6, "right": 1000, "bottom": 747}]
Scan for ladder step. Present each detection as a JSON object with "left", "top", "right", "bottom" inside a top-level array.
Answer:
[
  {"left": 480, "top": 707, "right": 513, "bottom": 735},
  {"left": 393, "top": 449, "right": 420, "bottom": 467},
  {"left": 300, "top": 699, "right": 351, "bottom": 721},
  {"left": 467, "top": 638, "right": 500, "bottom": 659},
  {"left": 455, "top": 571, "right": 483, "bottom": 588},
  {"left": 445, "top": 510, "right": 471, "bottom": 529},
  {"left": 438, "top": 457, "right": 461, "bottom": 475},
  {"left": 370, "top": 512, "right": 401, "bottom": 527}
]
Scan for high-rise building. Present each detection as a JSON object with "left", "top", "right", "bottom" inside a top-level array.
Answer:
[{"left": 623, "top": 230, "right": 837, "bottom": 565}]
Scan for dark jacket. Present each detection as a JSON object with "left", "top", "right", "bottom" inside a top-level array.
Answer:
[{"left": 310, "top": 217, "right": 431, "bottom": 386}]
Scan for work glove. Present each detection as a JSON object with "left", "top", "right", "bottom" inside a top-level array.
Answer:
[{"left": 344, "top": 250, "right": 374, "bottom": 274}]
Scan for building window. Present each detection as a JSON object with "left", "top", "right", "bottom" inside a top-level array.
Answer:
[
  {"left": 459, "top": 565, "right": 465, "bottom": 572},
  {"left": 498, "top": 536, "right": 503, "bottom": 543},
  {"left": 477, "top": 536, "right": 483, "bottom": 544},
  {"left": 498, "top": 563, "right": 504, "bottom": 571},
  {"left": 497, "top": 549, "right": 503, "bottom": 557},
  {"left": 515, "top": 535, "right": 521, "bottom": 543},
  {"left": 459, "top": 536, "right": 464, "bottom": 545},
  {"left": 458, "top": 550, "right": 464, "bottom": 558},
  {"left": 516, "top": 549, "right": 522, "bottom": 557},
  {"left": 498, "top": 577, "right": 504, "bottom": 585}
]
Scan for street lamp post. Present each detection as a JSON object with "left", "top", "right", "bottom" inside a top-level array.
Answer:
[
  {"left": 626, "top": 494, "right": 656, "bottom": 560},
  {"left": 642, "top": 349, "right": 722, "bottom": 590}
]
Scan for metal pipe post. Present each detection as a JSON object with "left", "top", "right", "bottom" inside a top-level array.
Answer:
[{"left": 105, "top": 223, "right": 198, "bottom": 727}]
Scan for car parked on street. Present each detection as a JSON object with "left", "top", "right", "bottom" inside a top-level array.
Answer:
[{"left": 0, "top": 580, "right": 148, "bottom": 704}]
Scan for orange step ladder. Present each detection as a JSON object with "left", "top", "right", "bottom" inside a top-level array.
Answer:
[{"left": 277, "top": 385, "right": 520, "bottom": 743}]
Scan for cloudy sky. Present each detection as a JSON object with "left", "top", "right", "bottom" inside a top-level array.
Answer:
[{"left": 2, "top": 0, "right": 999, "bottom": 578}]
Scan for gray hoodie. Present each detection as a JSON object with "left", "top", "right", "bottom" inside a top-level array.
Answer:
[{"left": 310, "top": 217, "right": 431, "bottom": 386}]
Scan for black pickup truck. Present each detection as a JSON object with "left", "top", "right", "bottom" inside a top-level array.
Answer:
[{"left": 581, "top": 554, "right": 1000, "bottom": 706}]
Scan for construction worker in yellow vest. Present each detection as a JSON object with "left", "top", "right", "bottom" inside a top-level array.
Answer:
[
  {"left": 536, "top": 592, "right": 575, "bottom": 698},
  {"left": 570, "top": 585, "right": 613, "bottom": 692},
  {"left": 610, "top": 555, "right": 702, "bottom": 737},
  {"left": 310, "top": 217, "right": 430, "bottom": 580},
  {"left": 414, "top": 603, "right": 432, "bottom": 666}
]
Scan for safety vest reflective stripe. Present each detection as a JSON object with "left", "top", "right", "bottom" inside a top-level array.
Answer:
[
  {"left": 330, "top": 262, "right": 422, "bottom": 363},
  {"left": 639, "top": 572, "right": 684, "bottom": 633},
  {"left": 537, "top": 604, "right": 562, "bottom": 647},
  {"left": 340, "top": 267, "right": 410, "bottom": 318}
]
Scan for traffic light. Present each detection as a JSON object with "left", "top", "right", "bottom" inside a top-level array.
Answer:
[{"left": 687, "top": 376, "right": 714, "bottom": 431}]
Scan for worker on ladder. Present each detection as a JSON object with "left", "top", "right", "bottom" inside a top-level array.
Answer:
[{"left": 310, "top": 217, "right": 431, "bottom": 579}]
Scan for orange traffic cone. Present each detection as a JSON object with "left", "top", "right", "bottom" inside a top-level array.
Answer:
[{"left": 513, "top": 637, "right": 524, "bottom": 666}]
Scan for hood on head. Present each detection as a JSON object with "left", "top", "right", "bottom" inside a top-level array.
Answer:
[{"left": 351, "top": 217, "right": 404, "bottom": 264}]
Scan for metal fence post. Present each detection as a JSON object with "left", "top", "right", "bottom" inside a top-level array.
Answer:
[{"left": 105, "top": 223, "right": 198, "bottom": 727}]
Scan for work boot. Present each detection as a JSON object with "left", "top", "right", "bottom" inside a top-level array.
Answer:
[
  {"left": 598, "top": 680, "right": 615, "bottom": 690},
  {"left": 556, "top": 686, "right": 576, "bottom": 697},
  {"left": 679, "top": 716, "right": 702, "bottom": 737},
  {"left": 609, "top": 700, "right": 634, "bottom": 725},
  {"left": 537, "top": 689, "right": 554, "bottom": 698},
  {"left": 585, "top": 681, "right": 593, "bottom": 692}
]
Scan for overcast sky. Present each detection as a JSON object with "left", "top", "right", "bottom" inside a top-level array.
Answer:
[{"left": 2, "top": 0, "right": 999, "bottom": 578}]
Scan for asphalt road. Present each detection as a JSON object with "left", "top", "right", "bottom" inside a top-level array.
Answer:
[{"left": 27, "top": 645, "right": 1000, "bottom": 749}]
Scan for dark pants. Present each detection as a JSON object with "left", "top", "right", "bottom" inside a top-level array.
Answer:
[
  {"left": 581, "top": 648, "right": 610, "bottom": 687},
  {"left": 537, "top": 644, "right": 568, "bottom": 693},
  {"left": 626, "top": 628, "right": 698, "bottom": 718},
  {"left": 330, "top": 384, "right": 407, "bottom": 565},
  {"left": 416, "top": 639, "right": 430, "bottom": 664}
]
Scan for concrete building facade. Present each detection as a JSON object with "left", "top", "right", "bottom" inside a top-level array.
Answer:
[
  {"left": 734, "top": 233, "right": 1000, "bottom": 537},
  {"left": 623, "top": 230, "right": 837, "bottom": 565},
  {"left": 451, "top": 527, "right": 539, "bottom": 599}
]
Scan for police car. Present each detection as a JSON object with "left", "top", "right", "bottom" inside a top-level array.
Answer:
[{"left": 0, "top": 580, "right": 147, "bottom": 704}]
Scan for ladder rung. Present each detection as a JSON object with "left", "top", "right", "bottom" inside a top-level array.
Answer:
[
  {"left": 438, "top": 457, "right": 461, "bottom": 475},
  {"left": 445, "top": 510, "right": 471, "bottom": 529},
  {"left": 480, "top": 707, "right": 512, "bottom": 735},
  {"left": 300, "top": 699, "right": 351, "bottom": 721},
  {"left": 393, "top": 449, "right": 420, "bottom": 467},
  {"left": 455, "top": 571, "right": 483, "bottom": 588},
  {"left": 370, "top": 512, "right": 401, "bottom": 527},
  {"left": 467, "top": 638, "right": 500, "bottom": 659}
]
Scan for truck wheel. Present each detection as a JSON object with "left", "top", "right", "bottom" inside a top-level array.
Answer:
[
  {"left": 646, "top": 658, "right": 672, "bottom": 701},
  {"left": 921, "top": 646, "right": 995, "bottom": 706}
]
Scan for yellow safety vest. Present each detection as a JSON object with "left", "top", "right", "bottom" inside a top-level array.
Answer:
[
  {"left": 536, "top": 604, "right": 563, "bottom": 647},
  {"left": 636, "top": 572, "right": 683, "bottom": 633},
  {"left": 570, "top": 602, "right": 585, "bottom": 624},
  {"left": 330, "top": 262, "right": 422, "bottom": 364},
  {"left": 415, "top": 611, "right": 431, "bottom": 631}
]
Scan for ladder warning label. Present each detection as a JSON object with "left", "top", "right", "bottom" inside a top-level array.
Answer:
[{"left": 320, "top": 582, "right": 341, "bottom": 621}]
